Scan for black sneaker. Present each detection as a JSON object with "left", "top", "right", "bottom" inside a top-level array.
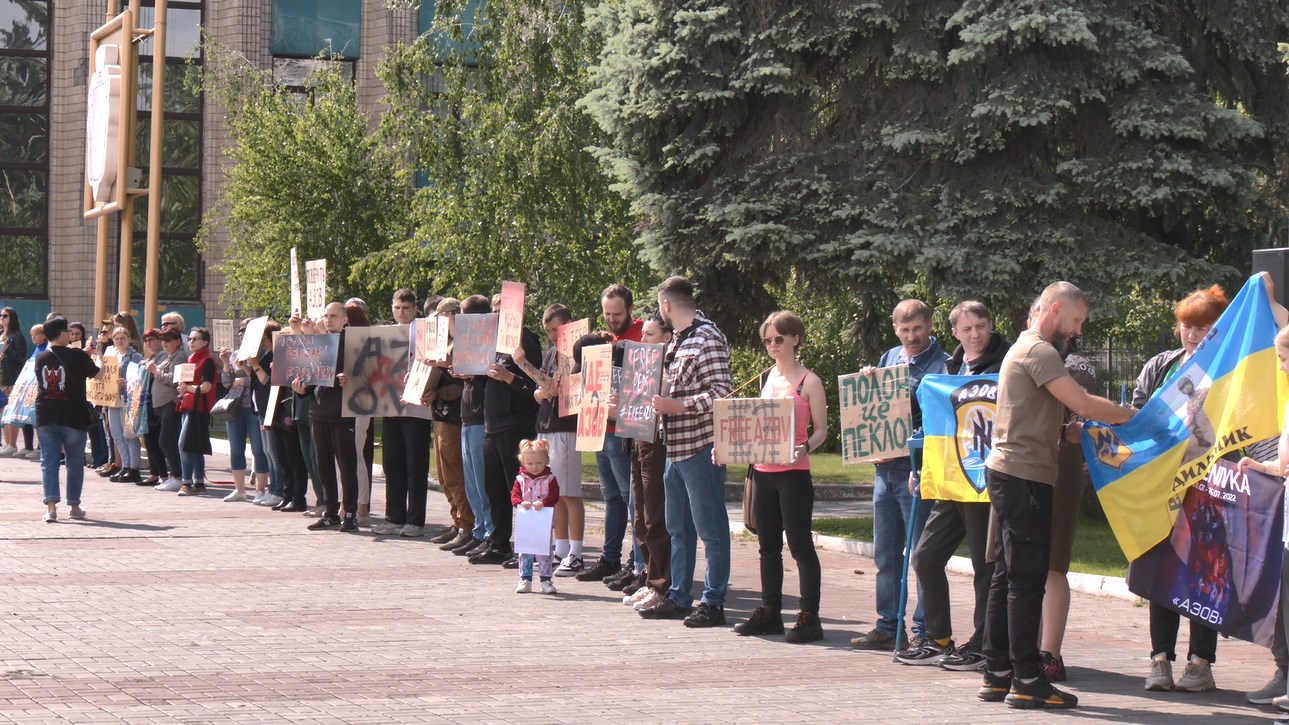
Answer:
[
  {"left": 638, "top": 597, "right": 692, "bottom": 620},
  {"left": 118, "top": 468, "right": 141, "bottom": 483},
  {"left": 605, "top": 568, "right": 637, "bottom": 591},
  {"left": 469, "top": 546, "right": 510, "bottom": 565},
  {"left": 109, "top": 468, "right": 126, "bottom": 482},
  {"left": 784, "top": 611, "right": 824, "bottom": 644},
  {"left": 683, "top": 603, "right": 725, "bottom": 628},
  {"left": 896, "top": 638, "right": 953, "bottom": 666},
  {"left": 308, "top": 515, "right": 341, "bottom": 531},
  {"left": 621, "top": 572, "right": 648, "bottom": 596},
  {"left": 192, "top": 482, "right": 206, "bottom": 493},
  {"left": 340, "top": 516, "right": 358, "bottom": 532},
  {"left": 462, "top": 539, "right": 492, "bottom": 558},
  {"left": 1005, "top": 678, "right": 1078, "bottom": 709},
  {"left": 733, "top": 606, "right": 784, "bottom": 636},
  {"left": 575, "top": 557, "right": 620, "bottom": 582},
  {"left": 940, "top": 643, "right": 988, "bottom": 672},
  {"left": 501, "top": 553, "right": 520, "bottom": 569},
  {"left": 452, "top": 538, "right": 485, "bottom": 556},
  {"left": 1040, "top": 651, "right": 1067, "bottom": 682},
  {"left": 978, "top": 671, "right": 1013, "bottom": 702}
]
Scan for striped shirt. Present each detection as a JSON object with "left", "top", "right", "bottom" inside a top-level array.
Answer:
[{"left": 661, "top": 313, "right": 732, "bottom": 461}]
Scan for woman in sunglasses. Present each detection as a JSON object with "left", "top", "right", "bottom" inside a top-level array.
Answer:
[
  {"left": 175, "top": 328, "right": 217, "bottom": 496},
  {"left": 0, "top": 307, "right": 25, "bottom": 457},
  {"left": 733, "top": 310, "right": 829, "bottom": 644}
]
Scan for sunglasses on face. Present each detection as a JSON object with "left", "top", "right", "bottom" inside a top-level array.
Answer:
[{"left": 762, "top": 335, "right": 787, "bottom": 347}]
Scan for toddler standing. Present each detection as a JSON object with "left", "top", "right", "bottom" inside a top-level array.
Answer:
[{"left": 514, "top": 439, "right": 560, "bottom": 594}]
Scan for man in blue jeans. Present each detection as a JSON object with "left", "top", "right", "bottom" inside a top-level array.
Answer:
[
  {"left": 577, "top": 284, "right": 645, "bottom": 584},
  {"left": 851, "top": 299, "right": 947, "bottom": 651},
  {"left": 638, "top": 276, "right": 732, "bottom": 628}
]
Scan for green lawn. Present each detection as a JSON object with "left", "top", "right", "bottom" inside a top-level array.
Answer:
[
  {"left": 580, "top": 451, "right": 874, "bottom": 485},
  {"left": 812, "top": 516, "right": 1129, "bottom": 579}
]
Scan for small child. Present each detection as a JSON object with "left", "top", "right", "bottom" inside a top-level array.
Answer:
[{"left": 513, "top": 439, "right": 560, "bottom": 594}]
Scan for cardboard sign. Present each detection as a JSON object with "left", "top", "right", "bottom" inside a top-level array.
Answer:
[
  {"left": 237, "top": 316, "right": 269, "bottom": 361},
  {"left": 402, "top": 359, "right": 434, "bottom": 407},
  {"left": 453, "top": 313, "right": 498, "bottom": 376},
  {"left": 557, "top": 317, "right": 589, "bottom": 417},
  {"left": 87, "top": 355, "right": 121, "bottom": 408},
  {"left": 211, "top": 319, "right": 235, "bottom": 352},
  {"left": 340, "top": 325, "right": 411, "bottom": 418},
  {"left": 271, "top": 333, "right": 339, "bottom": 387},
  {"left": 123, "top": 361, "right": 144, "bottom": 438},
  {"left": 305, "top": 258, "right": 327, "bottom": 319},
  {"left": 616, "top": 341, "right": 665, "bottom": 442},
  {"left": 413, "top": 317, "right": 438, "bottom": 363},
  {"left": 496, "top": 280, "right": 526, "bottom": 354},
  {"left": 264, "top": 384, "right": 282, "bottom": 425},
  {"left": 435, "top": 317, "right": 450, "bottom": 361},
  {"left": 713, "top": 397, "right": 796, "bottom": 465},
  {"left": 575, "top": 345, "right": 612, "bottom": 451},
  {"left": 172, "top": 363, "right": 196, "bottom": 385},
  {"left": 838, "top": 364, "right": 911, "bottom": 464},
  {"left": 289, "top": 246, "right": 302, "bottom": 317},
  {"left": 0, "top": 359, "right": 37, "bottom": 425}
]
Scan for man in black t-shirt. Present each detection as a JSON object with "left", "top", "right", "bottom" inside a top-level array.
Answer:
[{"left": 34, "top": 316, "right": 100, "bottom": 523}]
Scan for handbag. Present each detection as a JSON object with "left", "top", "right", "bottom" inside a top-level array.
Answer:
[
  {"left": 742, "top": 467, "right": 757, "bottom": 534},
  {"left": 210, "top": 389, "right": 245, "bottom": 423}
]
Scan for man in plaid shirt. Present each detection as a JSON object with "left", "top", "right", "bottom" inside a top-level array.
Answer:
[{"left": 640, "top": 276, "right": 733, "bottom": 628}]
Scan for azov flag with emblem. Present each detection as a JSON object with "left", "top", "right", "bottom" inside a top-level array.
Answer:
[{"left": 916, "top": 373, "right": 998, "bottom": 504}]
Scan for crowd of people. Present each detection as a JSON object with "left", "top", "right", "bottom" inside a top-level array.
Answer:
[{"left": 3, "top": 275, "right": 1289, "bottom": 712}]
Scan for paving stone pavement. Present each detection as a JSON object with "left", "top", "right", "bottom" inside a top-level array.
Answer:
[{"left": 0, "top": 449, "right": 1282, "bottom": 724}]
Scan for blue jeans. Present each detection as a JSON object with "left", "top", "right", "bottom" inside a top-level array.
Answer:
[
  {"left": 179, "top": 414, "right": 206, "bottom": 484},
  {"left": 262, "top": 427, "right": 285, "bottom": 496},
  {"left": 460, "top": 424, "right": 491, "bottom": 540},
  {"left": 596, "top": 432, "right": 632, "bottom": 563},
  {"left": 106, "top": 406, "right": 141, "bottom": 468},
  {"left": 872, "top": 460, "right": 930, "bottom": 637},
  {"left": 38, "top": 424, "right": 86, "bottom": 505},
  {"left": 226, "top": 408, "right": 269, "bottom": 475},
  {"left": 664, "top": 444, "right": 731, "bottom": 608}
]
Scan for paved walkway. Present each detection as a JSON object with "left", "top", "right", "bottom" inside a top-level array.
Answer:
[{"left": 0, "top": 448, "right": 1282, "bottom": 723}]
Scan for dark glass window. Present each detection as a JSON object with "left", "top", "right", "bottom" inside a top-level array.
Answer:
[
  {"left": 271, "top": 0, "right": 361, "bottom": 59},
  {"left": 0, "top": 0, "right": 48, "bottom": 296},
  {"left": 419, "top": 0, "right": 483, "bottom": 63}
]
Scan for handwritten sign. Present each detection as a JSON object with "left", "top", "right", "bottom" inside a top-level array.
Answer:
[
  {"left": 435, "top": 316, "right": 450, "bottom": 361},
  {"left": 123, "top": 361, "right": 144, "bottom": 437},
  {"left": 305, "top": 258, "right": 327, "bottom": 319},
  {"left": 172, "top": 363, "right": 196, "bottom": 385},
  {"left": 713, "top": 397, "right": 796, "bottom": 465},
  {"left": 289, "top": 246, "right": 302, "bottom": 317},
  {"left": 341, "top": 325, "right": 410, "bottom": 418},
  {"left": 87, "top": 355, "right": 121, "bottom": 408},
  {"left": 453, "top": 313, "right": 498, "bottom": 375},
  {"left": 237, "top": 316, "right": 269, "bottom": 361},
  {"left": 496, "top": 280, "right": 526, "bottom": 354},
  {"left": 616, "top": 341, "right": 664, "bottom": 442},
  {"left": 212, "top": 319, "right": 235, "bottom": 352},
  {"left": 576, "top": 344, "right": 612, "bottom": 451},
  {"left": 838, "top": 364, "right": 911, "bottom": 464},
  {"left": 402, "top": 359, "right": 434, "bottom": 407},
  {"left": 0, "top": 359, "right": 37, "bottom": 425},
  {"left": 557, "top": 317, "right": 588, "bottom": 416},
  {"left": 270, "top": 333, "right": 338, "bottom": 387},
  {"left": 413, "top": 317, "right": 438, "bottom": 363}
]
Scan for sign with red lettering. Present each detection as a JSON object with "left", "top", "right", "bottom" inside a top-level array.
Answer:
[
  {"left": 576, "top": 345, "right": 612, "bottom": 451},
  {"left": 341, "top": 325, "right": 411, "bottom": 418},
  {"left": 838, "top": 365, "right": 910, "bottom": 464},
  {"left": 713, "top": 398, "right": 795, "bottom": 465},
  {"left": 616, "top": 341, "right": 664, "bottom": 442},
  {"left": 270, "top": 333, "right": 338, "bottom": 387},
  {"left": 496, "top": 280, "right": 525, "bottom": 354},
  {"left": 557, "top": 318, "right": 588, "bottom": 417},
  {"left": 453, "top": 313, "right": 498, "bottom": 376}
]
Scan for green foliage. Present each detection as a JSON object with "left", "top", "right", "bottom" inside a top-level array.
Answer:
[
  {"left": 584, "top": 1, "right": 1289, "bottom": 361},
  {"left": 194, "top": 43, "right": 410, "bottom": 317},
  {"left": 357, "top": 0, "right": 649, "bottom": 324}
]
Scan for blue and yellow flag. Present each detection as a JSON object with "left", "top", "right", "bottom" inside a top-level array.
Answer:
[
  {"left": 917, "top": 373, "right": 998, "bottom": 504},
  {"left": 1083, "top": 274, "right": 1288, "bottom": 561}
]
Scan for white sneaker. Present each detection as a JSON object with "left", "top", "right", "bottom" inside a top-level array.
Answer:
[
  {"left": 0, "top": 444, "right": 16, "bottom": 457},
  {"left": 156, "top": 478, "right": 183, "bottom": 492},
  {"left": 515, "top": 579, "right": 532, "bottom": 594},
  {"left": 371, "top": 522, "right": 401, "bottom": 535},
  {"left": 257, "top": 494, "right": 284, "bottom": 507},
  {"left": 1145, "top": 652, "right": 1174, "bottom": 691},
  {"left": 20, "top": 449, "right": 39, "bottom": 460},
  {"left": 1247, "top": 673, "right": 1286, "bottom": 704},
  {"left": 633, "top": 588, "right": 664, "bottom": 611},
  {"left": 1175, "top": 655, "right": 1215, "bottom": 692},
  {"left": 624, "top": 586, "right": 653, "bottom": 605},
  {"left": 250, "top": 491, "right": 266, "bottom": 504},
  {"left": 1274, "top": 693, "right": 1289, "bottom": 711},
  {"left": 223, "top": 490, "right": 248, "bottom": 502},
  {"left": 399, "top": 525, "right": 424, "bottom": 538},
  {"left": 540, "top": 580, "right": 557, "bottom": 595},
  {"left": 554, "top": 554, "right": 583, "bottom": 577}
]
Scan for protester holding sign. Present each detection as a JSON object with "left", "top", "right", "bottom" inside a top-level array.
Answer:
[
  {"left": 146, "top": 328, "right": 185, "bottom": 491},
  {"left": 731, "top": 310, "right": 828, "bottom": 643},
  {"left": 343, "top": 301, "right": 378, "bottom": 527},
  {"left": 240, "top": 321, "right": 304, "bottom": 511},
  {"left": 295, "top": 302, "right": 360, "bottom": 531},
  {"left": 105, "top": 326, "right": 143, "bottom": 484},
  {"left": 1128, "top": 286, "right": 1230, "bottom": 693},
  {"left": 425, "top": 297, "right": 474, "bottom": 549},
  {"left": 899, "top": 301, "right": 1010, "bottom": 670},
  {"left": 452, "top": 296, "right": 495, "bottom": 558},
  {"left": 33, "top": 316, "right": 99, "bottom": 522},
  {"left": 136, "top": 329, "right": 166, "bottom": 486},
  {"left": 851, "top": 299, "right": 948, "bottom": 652},
  {"left": 641, "top": 276, "right": 733, "bottom": 628},
  {"left": 218, "top": 319, "right": 273, "bottom": 505},
  {"left": 0, "top": 306, "right": 26, "bottom": 457},
  {"left": 977, "top": 282, "right": 1133, "bottom": 710},
  {"left": 176, "top": 327, "right": 218, "bottom": 497}
]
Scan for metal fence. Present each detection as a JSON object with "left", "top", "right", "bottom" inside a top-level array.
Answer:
[{"left": 1077, "top": 338, "right": 1165, "bottom": 404}]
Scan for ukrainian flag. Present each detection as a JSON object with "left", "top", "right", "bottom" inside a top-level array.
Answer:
[
  {"left": 1083, "top": 274, "right": 1288, "bottom": 561},
  {"left": 917, "top": 373, "right": 999, "bottom": 504}
]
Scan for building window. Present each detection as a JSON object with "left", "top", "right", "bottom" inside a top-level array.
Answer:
[
  {"left": 419, "top": 0, "right": 483, "bottom": 65},
  {"left": 131, "top": 0, "right": 203, "bottom": 301},
  {"left": 0, "top": 0, "right": 49, "bottom": 297},
  {"left": 271, "top": 0, "right": 361, "bottom": 59}
]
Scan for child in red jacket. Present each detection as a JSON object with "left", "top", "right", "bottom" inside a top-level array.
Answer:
[{"left": 513, "top": 439, "right": 560, "bottom": 594}]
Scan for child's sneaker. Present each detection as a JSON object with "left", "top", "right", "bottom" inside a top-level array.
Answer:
[
  {"left": 540, "top": 580, "right": 557, "bottom": 595},
  {"left": 515, "top": 579, "right": 532, "bottom": 594}
]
